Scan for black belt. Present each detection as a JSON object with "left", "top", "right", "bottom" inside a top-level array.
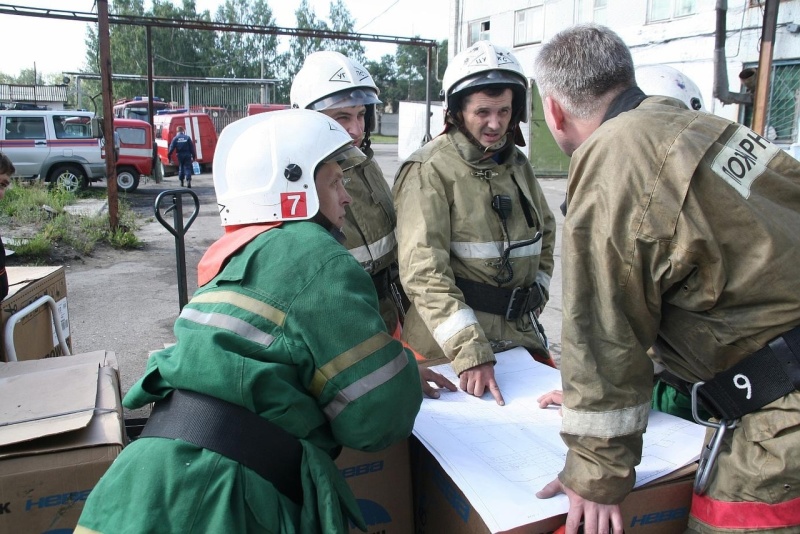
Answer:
[
  {"left": 140, "top": 389, "right": 304, "bottom": 505},
  {"left": 695, "top": 325, "right": 800, "bottom": 421},
  {"left": 372, "top": 264, "right": 400, "bottom": 300},
  {"left": 455, "top": 277, "right": 544, "bottom": 321}
]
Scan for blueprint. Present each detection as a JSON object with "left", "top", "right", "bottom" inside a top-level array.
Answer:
[{"left": 413, "top": 347, "right": 707, "bottom": 533}]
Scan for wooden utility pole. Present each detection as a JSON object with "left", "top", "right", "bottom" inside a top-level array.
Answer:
[
  {"left": 98, "top": 0, "right": 119, "bottom": 229},
  {"left": 751, "top": 0, "right": 780, "bottom": 136}
]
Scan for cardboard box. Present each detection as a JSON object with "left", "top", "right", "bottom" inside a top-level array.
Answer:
[
  {"left": 335, "top": 439, "right": 414, "bottom": 534},
  {"left": 411, "top": 438, "right": 696, "bottom": 534},
  {"left": 0, "top": 351, "right": 124, "bottom": 534},
  {"left": 1, "top": 266, "right": 71, "bottom": 362}
]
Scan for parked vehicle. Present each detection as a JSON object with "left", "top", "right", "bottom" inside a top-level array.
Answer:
[
  {"left": 153, "top": 111, "right": 217, "bottom": 176},
  {"left": 246, "top": 103, "right": 290, "bottom": 116},
  {"left": 113, "top": 96, "right": 171, "bottom": 122},
  {"left": 0, "top": 109, "right": 104, "bottom": 191},
  {"left": 112, "top": 118, "right": 155, "bottom": 193}
]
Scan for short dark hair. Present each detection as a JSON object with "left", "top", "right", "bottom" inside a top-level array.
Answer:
[{"left": 0, "top": 152, "right": 15, "bottom": 176}]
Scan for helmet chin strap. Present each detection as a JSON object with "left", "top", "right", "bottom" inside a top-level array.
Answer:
[{"left": 310, "top": 212, "right": 347, "bottom": 243}]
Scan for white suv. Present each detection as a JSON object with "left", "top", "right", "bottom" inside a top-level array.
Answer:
[{"left": 0, "top": 110, "right": 106, "bottom": 191}]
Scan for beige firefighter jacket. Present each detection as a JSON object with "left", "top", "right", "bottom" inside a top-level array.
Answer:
[
  {"left": 342, "top": 146, "right": 399, "bottom": 333},
  {"left": 560, "top": 96, "right": 800, "bottom": 506},
  {"left": 393, "top": 129, "right": 556, "bottom": 375}
]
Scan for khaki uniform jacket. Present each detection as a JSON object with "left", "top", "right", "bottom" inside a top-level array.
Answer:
[
  {"left": 560, "top": 96, "right": 800, "bottom": 510},
  {"left": 393, "top": 130, "right": 556, "bottom": 375},
  {"left": 342, "top": 147, "right": 399, "bottom": 333}
]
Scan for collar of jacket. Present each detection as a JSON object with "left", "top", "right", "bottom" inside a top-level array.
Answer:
[
  {"left": 352, "top": 144, "right": 374, "bottom": 170},
  {"left": 601, "top": 86, "right": 648, "bottom": 123},
  {"left": 447, "top": 128, "right": 521, "bottom": 171},
  {"left": 197, "top": 222, "right": 282, "bottom": 286}
]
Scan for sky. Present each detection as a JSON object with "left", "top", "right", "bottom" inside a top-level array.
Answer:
[{"left": 1, "top": 0, "right": 450, "bottom": 77}]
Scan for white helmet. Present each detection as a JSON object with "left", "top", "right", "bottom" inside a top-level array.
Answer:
[
  {"left": 290, "top": 51, "right": 381, "bottom": 111},
  {"left": 441, "top": 41, "right": 529, "bottom": 122},
  {"left": 635, "top": 65, "right": 704, "bottom": 111},
  {"left": 213, "top": 109, "right": 366, "bottom": 227}
]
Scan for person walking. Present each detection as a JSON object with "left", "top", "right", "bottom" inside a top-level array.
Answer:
[
  {"left": 75, "top": 110, "right": 424, "bottom": 534},
  {"left": 167, "top": 125, "right": 196, "bottom": 188},
  {"left": 533, "top": 24, "right": 800, "bottom": 534},
  {"left": 393, "top": 41, "right": 557, "bottom": 406}
]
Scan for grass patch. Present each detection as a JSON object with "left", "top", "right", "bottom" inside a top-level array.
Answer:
[
  {"left": 1, "top": 180, "right": 141, "bottom": 262},
  {"left": 371, "top": 134, "right": 398, "bottom": 144}
]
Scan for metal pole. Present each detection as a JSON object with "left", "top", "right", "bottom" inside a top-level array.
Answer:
[
  {"left": 751, "top": 0, "right": 779, "bottom": 136},
  {"left": 424, "top": 46, "right": 432, "bottom": 143},
  {"left": 98, "top": 0, "right": 119, "bottom": 229}
]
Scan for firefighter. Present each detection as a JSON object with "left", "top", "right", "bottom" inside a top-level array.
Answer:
[
  {"left": 75, "top": 110, "right": 424, "bottom": 534},
  {"left": 393, "top": 40, "right": 557, "bottom": 406},
  {"left": 533, "top": 24, "right": 800, "bottom": 533},
  {"left": 291, "top": 50, "right": 456, "bottom": 399}
]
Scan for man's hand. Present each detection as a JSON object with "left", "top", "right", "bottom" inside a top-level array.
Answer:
[
  {"left": 459, "top": 362, "right": 504, "bottom": 405},
  {"left": 420, "top": 367, "right": 457, "bottom": 399},
  {"left": 536, "top": 478, "right": 623, "bottom": 534},
  {"left": 537, "top": 389, "right": 563, "bottom": 408}
]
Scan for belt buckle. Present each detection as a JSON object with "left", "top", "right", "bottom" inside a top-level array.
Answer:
[
  {"left": 691, "top": 382, "right": 738, "bottom": 495},
  {"left": 506, "top": 287, "right": 528, "bottom": 320}
]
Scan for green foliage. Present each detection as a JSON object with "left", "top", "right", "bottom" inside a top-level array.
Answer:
[
  {"left": 10, "top": 234, "right": 51, "bottom": 259},
  {"left": 0, "top": 181, "right": 142, "bottom": 261},
  {"left": 2, "top": 1, "right": 446, "bottom": 116}
]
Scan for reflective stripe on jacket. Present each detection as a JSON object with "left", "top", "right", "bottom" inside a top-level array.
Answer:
[
  {"left": 76, "top": 221, "right": 422, "bottom": 533},
  {"left": 393, "top": 129, "right": 556, "bottom": 375},
  {"left": 560, "top": 96, "right": 800, "bottom": 511}
]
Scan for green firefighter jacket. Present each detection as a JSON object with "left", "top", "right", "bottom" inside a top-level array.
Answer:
[
  {"left": 559, "top": 96, "right": 800, "bottom": 511},
  {"left": 77, "top": 221, "right": 422, "bottom": 534},
  {"left": 393, "top": 130, "right": 556, "bottom": 375},
  {"left": 342, "top": 146, "right": 399, "bottom": 333}
]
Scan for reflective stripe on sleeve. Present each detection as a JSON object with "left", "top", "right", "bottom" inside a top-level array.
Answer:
[
  {"left": 323, "top": 349, "right": 409, "bottom": 420},
  {"left": 451, "top": 239, "right": 542, "bottom": 260},
  {"left": 561, "top": 402, "right": 649, "bottom": 438},
  {"left": 691, "top": 493, "right": 800, "bottom": 529},
  {"left": 348, "top": 232, "right": 397, "bottom": 265},
  {"left": 308, "top": 332, "right": 394, "bottom": 398},
  {"left": 434, "top": 308, "right": 479, "bottom": 347},
  {"left": 190, "top": 290, "right": 286, "bottom": 327},
  {"left": 179, "top": 307, "right": 275, "bottom": 347}
]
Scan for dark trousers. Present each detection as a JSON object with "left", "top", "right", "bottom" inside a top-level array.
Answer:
[{"left": 178, "top": 156, "right": 193, "bottom": 181}]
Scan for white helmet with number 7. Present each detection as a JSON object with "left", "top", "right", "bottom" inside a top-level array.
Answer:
[{"left": 213, "top": 109, "right": 366, "bottom": 227}]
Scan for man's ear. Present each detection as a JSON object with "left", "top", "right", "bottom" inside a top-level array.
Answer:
[{"left": 545, "top": 96, "right": 566, "bottom": 132}]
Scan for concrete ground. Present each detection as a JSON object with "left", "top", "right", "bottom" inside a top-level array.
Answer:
[{"left": 64, "top": 143, "right": 566, "bottom": 417}]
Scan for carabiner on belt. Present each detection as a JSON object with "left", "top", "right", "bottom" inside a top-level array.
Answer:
[{"left": 691, "top": 381, "right": 739, "bottom": 495}]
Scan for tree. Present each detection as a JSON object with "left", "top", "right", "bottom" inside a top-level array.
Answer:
[
  {"left": 365, "top": 55, "right": 400, "bottom": 113},
  {"left": 211, "top": 0, "right": 279, "bottom": 80},
  {"left": 286, "top": 0, "right": 328, "bottom": 81},
  {"left": 395, "top": 39, "right": 446, "bottom": 102},
  {"left": 327, "top": 0, "right": 365, "bottom": 64}
]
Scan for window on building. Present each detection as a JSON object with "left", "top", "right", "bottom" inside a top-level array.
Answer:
[
  {"left": 740, "top": 61, "right": 800, "bottom": 144},
  {"left": 468, "top": 19, "right": 490, "bottom": 46},
  {"left": 576, "top": 0, "right": 607, "bottom": 24},
  {"left": 515, "top": 5, "right": 544, "bottom": 46},
  {"left": 648, "top": 0, "right": 696, "bottom": 22}
]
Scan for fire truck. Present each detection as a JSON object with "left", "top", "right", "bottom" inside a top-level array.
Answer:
[{"left": 113, "top": 96, "right": 171, "bottom": 122}]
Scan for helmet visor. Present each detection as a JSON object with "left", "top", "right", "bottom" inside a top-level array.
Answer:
[
  {"left": 450, "top": 70, "right": 527, "bottom": 98},
  {"left": 324, "top": 144, "right": 367, "bottom": 172},
  {"left": 309, "top": 88, "right": 382, "bottom": 111}
]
